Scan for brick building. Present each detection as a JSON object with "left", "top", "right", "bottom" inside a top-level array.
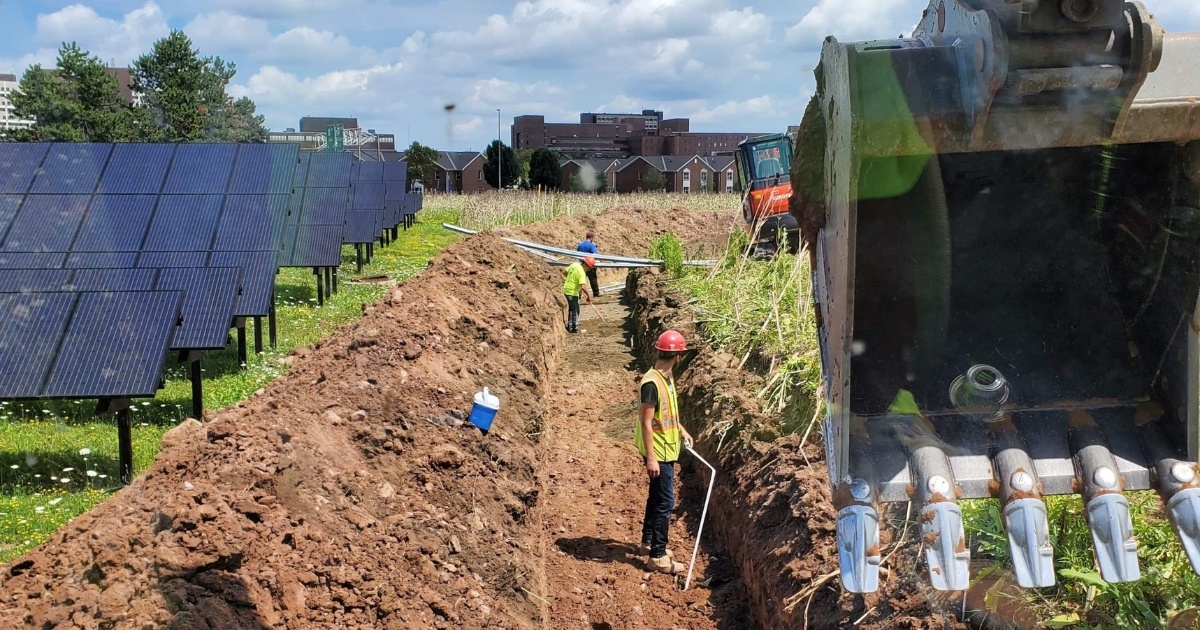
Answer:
[
  {"left": 611, "top": 155, "right": 737, "bottom": 194},
  {"left": 512, "top": 110, "right": 768, "bottom": 159},
  {"left": 433, "top": 151, "right": 491, "bottom": 194},
  {"left": 559, "top": 158, "right": 622, "bottom": 191}
]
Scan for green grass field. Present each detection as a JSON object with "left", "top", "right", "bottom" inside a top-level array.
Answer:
[{"left": 0, "top": 208, "right": 461, "bottom": 563}]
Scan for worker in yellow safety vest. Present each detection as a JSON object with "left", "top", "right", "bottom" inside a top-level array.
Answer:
[
  {"left": 562, "top": 256, "right": 595, "bottom": 333},
  {"left": 637, "top": 330, "right": 694, "bottom": 574}
]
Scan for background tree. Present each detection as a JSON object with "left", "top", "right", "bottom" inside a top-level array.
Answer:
[
  {"left": 528, "top": 148, "right": 562, "bottom": 190},
  {"left": 483, "top": 140, "right": 517, "bottom": 189},
  {"left": 642, "top": 168, "right": 668, "bottom": 192},
  {"left": 404, "top": 142, "right": 439, "bottom": 191},
  {"left": 10, "top": 42, "right": 152, "bottom": 142},
  {"left": 132, "top": 30, "right": 266, "bottom": 142},
  {"left": 512, "top": 148, "right": 533, "bottom": 189}
]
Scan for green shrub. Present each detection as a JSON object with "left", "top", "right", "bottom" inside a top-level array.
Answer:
[{"left": 649, "top": 233, "right": 685, "bottom": 279}]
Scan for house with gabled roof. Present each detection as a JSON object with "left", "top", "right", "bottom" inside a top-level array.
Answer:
[
  {"left": 434, "top": 151, "right": 491, "bottom": 194},
  {"left": 613, "top": 155, "right": 731, "bottom": 194},
  {"left": 559, "top": 158, "right": 622, "bottom": 191}
]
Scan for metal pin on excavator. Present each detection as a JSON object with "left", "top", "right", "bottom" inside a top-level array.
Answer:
[{"left": 799, "top": 0, "right": 1200, "bottom": 593}]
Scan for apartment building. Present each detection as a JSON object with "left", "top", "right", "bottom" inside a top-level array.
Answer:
[
  {"left": 0, "top": 73, "right": 35, "bottom": 133},
  {"left": 512, "top": 110, "right": 769, "bottom": 158}
]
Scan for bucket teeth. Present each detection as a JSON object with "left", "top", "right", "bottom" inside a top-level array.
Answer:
[
  {"left": 837, "top": 505, "right": 881, "bottom": 593},
  {"left": 1003, "top": 498, "right": 1056, "bottom": 588},
  {"left": 1086, "top": 493, "right": 1141, "bottom": 583},
  {"left": 1167, "top": 487, "right": 1200, "bottom": 575},
  {"left": 920, "top": 502, "right": 970, "bottom": 591}
]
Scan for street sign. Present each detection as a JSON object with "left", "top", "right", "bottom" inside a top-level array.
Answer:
[{"left": 325, "top": 124, "right": 345, "bottom": 152}]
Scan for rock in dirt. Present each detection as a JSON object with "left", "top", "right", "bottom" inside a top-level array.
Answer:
[
  {"left": 431, "top": 445, "right": 465, "bottom": 469},
  {"left": 159, "top": 419, "right": 204, "bottom": 451}
]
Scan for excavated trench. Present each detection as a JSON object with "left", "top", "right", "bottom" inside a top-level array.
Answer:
[{"left": 0, "top": 206, "right": 958, "bottom": 629}]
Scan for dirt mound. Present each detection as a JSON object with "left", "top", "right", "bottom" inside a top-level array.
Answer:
[
  {"left": 496, "top": 205, "right": 735, "bottom": 259},
  {"left": 0, "top": 206, "right": 737, "bottom": 630},
  {"left": 626, "top": 269, "right": 957, "bottom": 630}
]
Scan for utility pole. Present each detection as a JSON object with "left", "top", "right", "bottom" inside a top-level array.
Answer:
[{"left": 497, "top": 108, "right": 502, "bottom": 190}]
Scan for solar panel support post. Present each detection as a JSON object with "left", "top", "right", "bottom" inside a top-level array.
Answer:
[
  {"left": 118, "top": 406, "right": 133, "bottom": 485},
  {"left": 189, "top": 355, "right": 204, "bottom": 421},
  {"left": 314, "top": 267, "right": 325, "bottom": 306},
  {"left": 356, "top": 244, "right": 364, "bottom": 273},
  {"left": 324, "top": 267, "right": 334, "bottom": 297},
  {"left": 235, "top": 318, "right": 248, "bottom": 367},
  {"left": 269, "top": 292, "right": 278, "bottom": 348},
  {"left": 254, "top": 316, "right": 264, "bottom": 354},
  {"left": 332, "top": 268, "right": 338, "bottom": 294}
]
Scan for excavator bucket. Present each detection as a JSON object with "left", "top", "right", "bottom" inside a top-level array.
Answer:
[{"left": 806, "top": 0, "right": 1200, "bottom": 593}]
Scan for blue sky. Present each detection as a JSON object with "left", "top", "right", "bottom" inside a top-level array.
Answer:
[{"left": 3, "top": 0, "right": 1200, "bottom": 151}]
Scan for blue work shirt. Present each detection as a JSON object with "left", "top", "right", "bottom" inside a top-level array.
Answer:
[{"left": 577, "top": 240, "right": 598, "bottom": 254}]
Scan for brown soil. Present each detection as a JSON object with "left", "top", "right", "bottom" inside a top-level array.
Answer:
[
  {"left": 0, "top": 207, "right": 737, "bottom": 630},
  {"left": 626, "top": 270, "right": 958, "bottom": 630}
]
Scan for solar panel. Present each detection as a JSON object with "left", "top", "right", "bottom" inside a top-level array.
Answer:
[
  {"left": 0, "top": 252, "right": 66, "bottom": 269},
  {"left": 0, "top": 143, "right": 50, "bottom": 194},
  {"left": 156, "top": 266, "right": 242, "bottom": 350},
  {"left": 304, "top": 153, "right": 352, "bottom": 188},
  {"left": 1, "top": 195, "right": 92, "bottom": 252},
  {"left": 383, "top": 161, "right": 406, "bottom": 182},
  {"left": 351, "top": 181, "right": 386, "bottom": 209},
  {"left": 384, "top": 180, "right": 407, "bottom": 201},
  {"left": 163, "top": 144, "right": 238, "bottom": 194},
  {"left": 215, "top": 195, "right": 286, "bottom": 251},
  {"left": 98, "top": 144, "right": 173, "bottom": 194},
  {"left": 73, "top": 194, "right": 157, "bottom": 252},
  {"left": 383, "top": 201, "right": 400, "bottom": 229},
  {"left": 211, "top": 251, "right": 277, "bottom": 317},
  {"left": 143, "top": 195, "right": 223, "bottom": 251},
  {"left": 229, "top": 144, "right": 299, "bottom": 194},
  {"left": 357, "top": 161, "right": 385, "bottom": 181},
  {"left": 343, "top": 212, "right": 381, "bottom": 244},
  {"left": 0, "top": 292, "right": 75, "bottom": 397},
  {"left": 292, "top": 153, "right": 311, "bottom": 188},
  {"left": 65, "top": 252, "right": 138, "bottom": 269},
  {"left": 70, "top": 268, "right": 157, "bottom": 292},
  {"left": 286, "top": 225, "right": 344, "bottom": 267},
  {"left": 137, "top": 251, "right": 210, "bottom": 268},
  {"left": 0, "top": 195, "right": 21, "bottom": 244},
  {"left": 42, "top": 291, "right": 183, "bottom": 398},
  {"left": 30, "top": 144, "right": 112, "bottom": 194},
  {"left": 299, "top": 188, "right": 349, "bottom": 225},
  {"left": 0, "top": 269, "right": 72, "bottom": 292}
]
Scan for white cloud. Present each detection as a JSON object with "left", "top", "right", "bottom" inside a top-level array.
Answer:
[
  {"left": 787, "top": 0, "right": 912, "bottom": 47},
  {"left": 183, "top": 11, "right": 272, "bottom": 53},
  {"left": 34, "top": 2, "right": 169, "bottom": 65},
  {"left": 688, "top": 95, "right": 780, "bottom": 124}
]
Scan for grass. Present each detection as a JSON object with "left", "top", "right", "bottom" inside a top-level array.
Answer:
[
  {"left": 664, "top": 231, "right": 821, "bottom": 430},
  {"left": 427, "top": 190, "right": 736, "bottom": 230},
  {"left": 0, "top": 207, "right": 462, "bottom": 563}
]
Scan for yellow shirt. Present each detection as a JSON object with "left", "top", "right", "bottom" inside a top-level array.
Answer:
[
  {"left": 563, "top": 262, "right": 586, "bottom": 297},
  {"left": 635, "top": 369, "right": 682, "bottom": 462}
]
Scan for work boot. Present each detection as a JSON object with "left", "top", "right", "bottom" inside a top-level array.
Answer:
[{"left": 648, "top": 554, "right": 685, "bottom": 574}]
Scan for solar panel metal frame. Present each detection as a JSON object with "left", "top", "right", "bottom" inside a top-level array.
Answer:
[
  {"left": 41, "top": 290, "right": 183, "bottom": 399},
  {"left": 0, "top": 269, "right": 73, "bottom": 292},
  {"left": 0, "top": 252, "right": 67, "bottom": 269}
]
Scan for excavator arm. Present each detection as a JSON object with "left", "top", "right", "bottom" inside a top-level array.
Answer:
[{"left": 811, "top": 0, "right": 1200, "bottom": 594}]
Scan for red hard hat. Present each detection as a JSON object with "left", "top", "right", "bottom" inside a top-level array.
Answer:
[
  {"left": 582, "top": 256, "right": 596, "bottom": 268},
  {"left": 654, "top": 330, "right": 687, "bottom": 352}
]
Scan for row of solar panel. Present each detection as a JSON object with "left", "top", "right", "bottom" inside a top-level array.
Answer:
[
  {"left": 0, "top": 250, "right": 275, "bottom": 317},
  {"left": 0, "top": 290, "right": 183, "bottom": 399},
  {"left": 0, "top": 143, "right": 299, "bottom": 196},
  {"left": 0, "top": 266, "right": 242, "bottom": 350}
]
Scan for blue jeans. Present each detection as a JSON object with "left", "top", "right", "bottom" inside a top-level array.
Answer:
[
  {"left": 642, "top": 460, "right": 676, "bottom": 558},
  {"left": 565, "top": 294, "right": 580, "bottom": 332}
]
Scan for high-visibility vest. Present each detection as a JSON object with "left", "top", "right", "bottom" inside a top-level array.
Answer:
[{"left": 636, "top": 369, "right": 682, "bottom": 462}]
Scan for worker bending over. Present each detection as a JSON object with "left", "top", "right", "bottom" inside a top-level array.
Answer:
[
  {"left": 637, "top": 330, "right": 694, "bottom": 574},
  {"left": 577, "top": 231, "right": 601, "bottom": 297},
  {"left": 562, "top": 256, "right": 595, "bottom": 333}
]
